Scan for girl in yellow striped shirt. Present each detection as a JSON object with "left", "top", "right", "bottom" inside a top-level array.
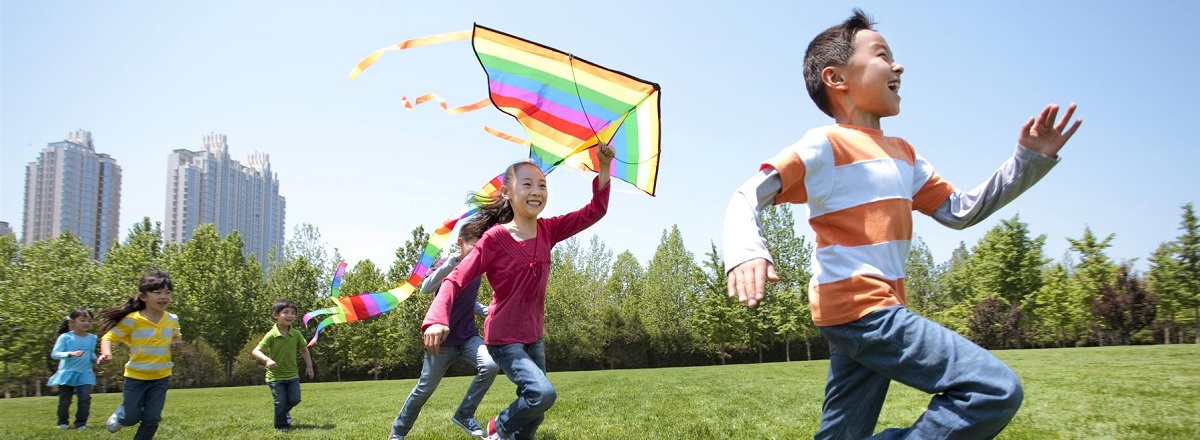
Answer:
[{"left": 96, "top": 270, "right": 183, "bottom": 440}]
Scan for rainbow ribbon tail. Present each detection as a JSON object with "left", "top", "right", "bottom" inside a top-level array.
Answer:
[{"left": 306, "top": 314, "right": 345, "bottom": 347}]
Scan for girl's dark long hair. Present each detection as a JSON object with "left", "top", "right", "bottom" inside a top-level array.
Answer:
[
  {"left": 55, "top": 309, "right": 93, "bottom": 336},
  {"left": 97, "top": 269, "right": 173, "bottom": 336},
  {"left": 471, "top": 161, "right": 539, "bottom": 233}
]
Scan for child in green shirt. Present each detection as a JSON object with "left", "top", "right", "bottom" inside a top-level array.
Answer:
[{"left": 251, "top": 299, "right": 314, "bottom": 432}]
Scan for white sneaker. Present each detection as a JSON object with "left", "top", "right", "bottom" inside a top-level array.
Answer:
[
  {"left": 106, "top": 406, "right": 124, "bottom": 433},
  {"left": 57, "top": 424, "right": 68, "bottom": 429},
  {"left": 76, "top": 425, "right": 88, "bottom": 430}
]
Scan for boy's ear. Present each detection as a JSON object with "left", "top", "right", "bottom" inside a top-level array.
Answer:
[{"left": 822, "top": 66, "right": 848, "bottom": 91}]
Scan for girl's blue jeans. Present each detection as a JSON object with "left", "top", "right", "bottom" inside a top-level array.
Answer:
[
  {"left": 815, "top": 305, "right": 1023, "bottom": 440},
  {"left": 488, "top": 338, "right": 556, "bottom": 440}
]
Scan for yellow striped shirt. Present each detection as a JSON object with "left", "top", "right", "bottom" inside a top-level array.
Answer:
[{"left": 102, "top": 311, "right": 182, "bottom": 380}]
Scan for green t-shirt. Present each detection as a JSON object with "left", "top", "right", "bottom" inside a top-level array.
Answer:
[{"left": 257, "top": 324, "right": 305, "bottom": 382}]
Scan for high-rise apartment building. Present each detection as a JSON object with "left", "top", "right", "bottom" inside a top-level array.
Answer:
[
  {"left": 22, "top": 130, "right": 122, "bottom": 260},
  {"left": 165, "top": 133, "right": 285, "bottom": 263}
]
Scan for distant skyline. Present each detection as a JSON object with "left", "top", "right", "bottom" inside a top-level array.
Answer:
[{"left": 4, "top": 1, "right": 1198, "bottom": 273}]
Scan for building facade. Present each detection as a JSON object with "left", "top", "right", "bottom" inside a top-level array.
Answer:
[
  {"left": 22, "top": 130, "right": 122, "bottom": 260},
  {"left": 165, "top": 133, "right": 285, "bottom": 263}
]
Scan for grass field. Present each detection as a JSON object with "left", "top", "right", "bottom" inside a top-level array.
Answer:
[{"left": 2, "top": 345, "right": 1197, "bottom": 439}]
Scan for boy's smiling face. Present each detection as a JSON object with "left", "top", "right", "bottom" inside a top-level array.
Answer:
[
  {"left": 838, "top": 29, "right": 904, "bottom": 120},
  {"left": 275, "top": 307, "right": 297, "bottom": 327}
]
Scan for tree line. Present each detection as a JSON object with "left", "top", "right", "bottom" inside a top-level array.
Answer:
[{"left": 1, "top": 202, "right": 1197, "bottom": 398}]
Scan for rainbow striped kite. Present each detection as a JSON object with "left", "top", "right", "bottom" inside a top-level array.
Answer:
[
  {"left": 302, "top": 175, "right": 503, "bottom": 346},
  {"left": 349, "top": 24, "right": 662, "bottom": 195},
  {"left": 303, "top": 24, "right": 661, "bottom": 345}
]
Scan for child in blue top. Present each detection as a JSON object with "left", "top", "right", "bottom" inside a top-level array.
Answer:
[{"left": 49, "top": 309, "right": 97, "bottom": 429}]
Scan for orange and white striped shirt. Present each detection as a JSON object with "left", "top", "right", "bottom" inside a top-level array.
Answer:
[{"left": 723, "top": 124, "right": 1058, "bottom": 326}]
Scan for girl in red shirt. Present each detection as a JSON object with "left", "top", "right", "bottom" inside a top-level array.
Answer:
[{"left": 422, "top": 144, "right": 615, "bottom": 440}]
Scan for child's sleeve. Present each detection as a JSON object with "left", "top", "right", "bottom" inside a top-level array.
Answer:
[
  {"left": 422, "top": 236, "right": 489, "bottom": 330},
  {"left": 102, "top": 316, "right": 135, "bottom": 345},
  {"left": 543, "top": 175, "right": 611, "bottom": 244},
  {"left": 928, "top": 145, "right": 1058, "bottom": 229},
  {"left": 722, "top": 169, "right": 782, "bottom": 274},
  {"left": 257, "top": 331, "right": 273, "bottom": 349},
  {"left": 419, "top": 255, "right": 458, "bottom": 294},
  {"left": 50, "top": 334, "right": 71, "bottom": 359}
]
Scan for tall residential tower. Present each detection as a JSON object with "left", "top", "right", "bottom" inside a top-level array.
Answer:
[
  {"left": 22, "top": 130, "right": 122, "bottom": 260},
  {"left": 165, "top": 133, "right": 285, "bottom": 263}
]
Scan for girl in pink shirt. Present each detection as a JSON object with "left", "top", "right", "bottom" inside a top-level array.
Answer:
[{"left": 422, "top": 144, "right": 615, "bottom": 440}]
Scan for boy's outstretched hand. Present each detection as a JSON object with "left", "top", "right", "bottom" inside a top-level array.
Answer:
[
  {"left": 1019, "top": 103, "right": 1082, "bottom": 158},
  {"left": 727, "top": 257, "right": 779, "bottom": 307}
]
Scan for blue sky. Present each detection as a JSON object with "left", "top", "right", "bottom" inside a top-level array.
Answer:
[{"left": 3, "top": 1, "right": 1197, "bottom": 273}]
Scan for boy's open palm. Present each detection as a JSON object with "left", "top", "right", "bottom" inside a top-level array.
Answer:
[
  {"left": 1018, "top": 103, "right": 1082, "bottom": 158},
  {"left": 727, "top": 258, "right": 779, "bottom": 307}
]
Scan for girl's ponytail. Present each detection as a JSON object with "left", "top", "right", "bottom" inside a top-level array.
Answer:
[{"left": 97, "top": 296, "right": 145, "bottom": 336}]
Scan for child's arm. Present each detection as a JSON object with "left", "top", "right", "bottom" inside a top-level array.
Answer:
[
  {"left": 418, "top": 255, "right": 458, "bottom": 294},
  {"left": 252, "top": 344, "right": 277, "bottom": 370},
  {"left": 50, "top": 334, "right": 77, "bottom": 359},
  {"left": 929, "top": 104, "right": 1081, "bottom": 229},
  {"left": 421, "top": 240, "right": 488, "bottom": 356},
  {"left": 722, "top": 169, "right": 784, "bottom": 307},
  {"left": 299, "top": 343, "right": 314, "bottom": 379},
  {"left": 544, "top": 143, "right": 615, "bottom": 244},
  {"left": 97, "top": 338, "right": 114, "bottom": 365},
  {"left": 596, "top": 142, "right": 613, "bottom": 191}
]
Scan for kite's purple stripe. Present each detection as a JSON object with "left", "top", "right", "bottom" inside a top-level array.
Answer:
[{"left": 488, "top": 80, "right": 613, "bottom": 131}]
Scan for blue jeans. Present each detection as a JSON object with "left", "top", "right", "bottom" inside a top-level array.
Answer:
[
  {"left": 56, "top": 384, "right": 92, "bottom": 427},
  {"left": 392, "top": 335, "right": 498, "bottom": 436},
  {"left": 118, "top": 377, "right": 169, "bottom": 440},
  {"left": 815, "top": 306, "right": 1023, "bottom": 440},
  {"left": 268, "top": 378, "right": 302, "bottom": 429},
  {"left": 488, "top": 338, "right": 555, "bottom": 440}
]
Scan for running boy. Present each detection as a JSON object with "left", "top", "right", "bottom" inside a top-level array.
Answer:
[
  {"left": 251, "top": 299, "right": 314, "bottom": 432},
  {"left": 722, "top": 9, "right": 1081, "bottom": 439}
]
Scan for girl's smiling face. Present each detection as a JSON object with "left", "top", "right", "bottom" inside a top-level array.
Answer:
[
  {"left": 504, "top": 163, "right": 548, "bottom": 220},
  {"left": 140, "top": 287, "right": 173, "bottom": 314}
]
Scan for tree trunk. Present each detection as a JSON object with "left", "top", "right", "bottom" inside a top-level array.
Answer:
[
  {"left": 373, "top": 358, "right": 380, "bottom": 381},
  {"left": 805, "top": 339, "right": 812, "bottom": 361},
  {"left": 757, "top": 347, "right": 763, "bottom": 363},
  {"left": 1194, "top": 307, "right": 1199, "bottom": 344},
  {"left": 2, "top": 361, "right": 8, "bottom": 398},
  {"left": 785, "top": 339, "right": 791, "bottom": 362}
]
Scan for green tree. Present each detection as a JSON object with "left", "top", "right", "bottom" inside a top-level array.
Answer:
[
  {"left": 1066, "top": 226, "right": 1116, "bottom": 343},
  {"left": 1030, "top": 263, "right": 1089, "bottom": 347},
  {"left": 692, "top": 243, "right": 751, "bottom": 364},
  {"left": 601, "top": 250, "right": 648, "bottom": 368},
  {"left": 3, "top": 233, "right": 99, "bottom": 396},
  {"left": 338, "top": 259, "right": 405, "bottom": 379},
  {"left": 755, "top": 204, "right": 814, "bottom": 362},
  {"left": 168, "top": 225, "right": 262, "bottom": 382},
  {"left": 904, "top": 237, "right": 941, "bottom": 316},
  {"left": 933, "top": 243, "right": 974, "bottom": 333},
  {"left": 1148, "top": 241, "right": 1187, "bottom": 343},
  {"left": 640, "top": 225, "right": 700, "bottom": 365},
  {"left": 967, "top": 215, "right": 1047, "bottom": 348}
]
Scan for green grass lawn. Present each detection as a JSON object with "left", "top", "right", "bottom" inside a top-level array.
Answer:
[{"left": 2, "top": 345, "right": 1197, "bottom": 439}]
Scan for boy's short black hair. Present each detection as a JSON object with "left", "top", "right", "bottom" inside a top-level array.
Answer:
[
  {"left": 804, "top": 8, "right": 877, "bottom": 117},
  {"left": 272, "top": 299, "right": 298, "bottom": 315}
]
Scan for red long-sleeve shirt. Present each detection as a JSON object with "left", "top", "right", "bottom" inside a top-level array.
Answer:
[{"left": 422, "top": 176, "right": 610, "bottom": 345}]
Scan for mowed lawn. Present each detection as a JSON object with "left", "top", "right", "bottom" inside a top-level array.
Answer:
[{"left": 2, "top": 345, "right": 1197, "bottom": 439}]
